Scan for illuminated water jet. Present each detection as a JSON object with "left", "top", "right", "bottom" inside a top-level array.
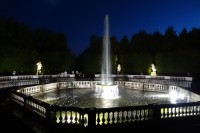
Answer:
[{"left": 95, "top": 14, "right": 119, "bottom": 99}]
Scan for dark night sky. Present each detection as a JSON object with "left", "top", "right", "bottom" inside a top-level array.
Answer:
[{"left": 0, "top": 0, "right": 200, "bottom": 55}]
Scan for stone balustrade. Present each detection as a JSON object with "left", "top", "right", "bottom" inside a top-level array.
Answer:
[
  {"left": 7, "top": 74, "right": 200, "bottom": 129},
  {"left": 11, "top": 89, "right": 200, "bottom": 128}
]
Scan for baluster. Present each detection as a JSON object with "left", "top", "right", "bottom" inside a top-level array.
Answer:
[
  {"left": 119, "top": 111, "right": 123, "bottom": 123},
  {"left": 160, "top": 108, "right": 164, "bottom": 118},
  {"left": 145, "top": 109, "right": 149, "bottom": 120},
  {"left": 141, "top": 109, "right": 144, "bottom": 120},
  {"left": 117, "top": 111, "right": 120, "bottom": 123},
  {"left": 72, "top": 111, "right": 75, "bottom": 123},
  {"left": 99, "top": 113, "right": 103, "bottom": 125},
  {"left": 197, "top": 106, "right": 200, "bottom": 115},
  {"left": 168, "top": 108, "right": 171, "bottom": 118},
  {"left": 169, "top": 107, "right": 172, "bottom": 117},
  {"left": 123, "top": 111, "right": 127, "bottom": 122},
  {"left": 84, "top": 114, "right": 88, "bottom": 127},
  {"left": 193, "top": 106, "right": 197, "bottom": 115},
  {"left": 121, "top": 111, "right": 125, "bottom": 122},
  {"left": 56, "top": 111, "right": 60, "bottom": 123},
  {"left": 127, "top": 111, "right": 131, "bottom": 122},
  {"left": 164, "top": 108, "right": 167, "bottom": 118},
  {"left": 175, "top": 107, "right": 178, "bottom": 117},
  {"left": 163, "top": 108, "right": 167, "bottom": 118},
  {"left": 36, "top": 104, "right": 39, "bottom": 114},
  {"left": 61, "top": 111, "right": 65, "bottom": 123},
  {"left": 80, "top": 114, "right": 84, "bottom": 126},
  {"left": 77, "top": 112, "right": 80, "bottom": 124},
  {"left": 59, "top": 111, "right": 62, "bottom": 123},
  {"left": 166, "top": 108, "right": 169, "bottom": 118},
  {"left": 104, "top": 112, "right": 108, "bottom": 125},
  {"left": 179, "top": 107, "right": 182, "bottom": 117},
  {"left": 137, "top": 110, "right": 141, "bottom": 121},
  {"left": 184, "top": 106, "right": 187, "bottom": 116},
  {"left": 42, "top": 108, "right": 47, "bottom": 117},
  {"left": 40, "top": 107, "right": 43, "bottom": 116},
  {"left": 65, "top": 111, "right": 69, "bottom": 123},
  {"left": 126, "top": 111, "right": 129, "bottom": 122},
  {"left": 109, "top": 112, "right": 113, "bottom": 124},
  {"left": 187, "top": 106, "right": 190, "bottom": 116},
  {"left": 68, "top": 111, "right": 71, "bottom": 123},
  {"left": 70, "top": 111, "right": 73, "bottom": 123},
  {"left": 132, "top": 110, "right": 136, "bottom": 121},
  {"left": 172, "top": 107, "right": 175, "bottom": 117},
  {"left": 37, "top": 105, "right": 40, "bottom": 114},
  {"left": 190, "top": 106, "right": 194, "bottom": 116}
]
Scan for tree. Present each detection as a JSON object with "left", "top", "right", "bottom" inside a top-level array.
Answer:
[{"left": 162, "top": 26, "right": 178, "bottom": 51}]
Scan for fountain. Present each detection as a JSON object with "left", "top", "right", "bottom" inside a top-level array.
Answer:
[
  {"left": 8, "top": 14, "right": 200, "bottom": 131},
  {"left": 31, "top": 15, "right": 195, "bottom": 108},
  {"left": 95, "top": 15, "right": 119, "bottom": 99}
]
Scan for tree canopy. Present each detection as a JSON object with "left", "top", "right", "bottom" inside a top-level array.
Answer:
[
  {"left": 0, "top": 17, "right": 76, "bottom": 75},
  {"left": 1, "top": 17, "right": 200, "bottom": 76}
]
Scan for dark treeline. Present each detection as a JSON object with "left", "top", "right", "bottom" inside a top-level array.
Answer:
[
  {"left": 0, "top": 17, "right": 76, "bottom": 75},
  {"left": 78, "top": 27, "right": 200, "bottom": 76},
  {"left": 1, "top": 17, "right": 200, "bottom": 76}
]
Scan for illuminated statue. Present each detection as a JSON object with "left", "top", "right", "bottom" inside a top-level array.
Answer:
[
  {"left": 36, "top": 61, "right": 42, "bottom": 75},
  {"left": 12, "top": 70, "right": 16, "bottom": 76},
  {"left": 117, "top": 64, "right": 121, "bottom": 74},
  {"left": 150, "top": 64, "right": 157, "bottom": 76}
]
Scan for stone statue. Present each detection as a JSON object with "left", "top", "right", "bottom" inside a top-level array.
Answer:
[
  {"left": 151, "top": 64, "right": 156, "bottom": 72},
  {"left": 150, "top": 64, "right": 157, "bottom": 76},
  {"left": 117, "top": 64, "right": 121, "bottom": 74},
  {"left": 36, "top": 61, "right": 42, "bottom": 75}
]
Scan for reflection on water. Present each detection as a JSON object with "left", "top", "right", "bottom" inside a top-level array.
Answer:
[{"left": 33, "top": 87, "right": 196, "bottom": 108}]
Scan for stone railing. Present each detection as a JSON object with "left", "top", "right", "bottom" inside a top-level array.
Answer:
[
  {"left": 94, "top": 74, "right": 192, "bottom": 81},
  {"left": 17, "top": 83, "right": 58, "bottom": 95},
  {"left": 0, "top": 74, "right": 75, "bottom": 81},
  {"left": 0, "top": 74, "right": 192, "bottom": 89},
  {"left": 11, "top": 90, "right": 200, "bottom": 129},
  {"left": 0, "top": 74, "right": 75, "bottom": 89},
  {"left": 160, "top": 102, "right": 200, "bottom": 119},
  {"left": 8, "top": 75, "right": 200, "bottom": 129},
  {"left": 0, "top": 80, "right": 39, "bottom": 89}
]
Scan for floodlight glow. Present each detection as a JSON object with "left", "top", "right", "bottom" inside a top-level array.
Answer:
[
  {"left": 151, "top": 90, "right": 187, "bottom": 104},
  {"left": 170, "top": 90, "right": 178, "bottom": 104},
  {"left": 96, "top": 84, "right": 119, "bottom": 99}
]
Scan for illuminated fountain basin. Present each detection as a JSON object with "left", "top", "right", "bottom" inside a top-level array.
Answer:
[{"left": 33, "top": 86, "right": 196, "bottom": 109}]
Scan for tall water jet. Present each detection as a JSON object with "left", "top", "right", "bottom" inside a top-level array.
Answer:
[
  {"left": 95, "top": 14, "right": 119, "bottom": 99},
  {"left": 101, "top": 14, "right": 112, "bottom": 85}
]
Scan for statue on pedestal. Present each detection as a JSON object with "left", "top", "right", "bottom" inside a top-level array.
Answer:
[
  {"left": 117, "top": 64, "right": 121, "bottom": 74},
  {"left": 150, "top": 64, "right": 157, "bottom": 76},
  {"left": 36, "top": 61, "right": 42, "bottom": 75}
]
